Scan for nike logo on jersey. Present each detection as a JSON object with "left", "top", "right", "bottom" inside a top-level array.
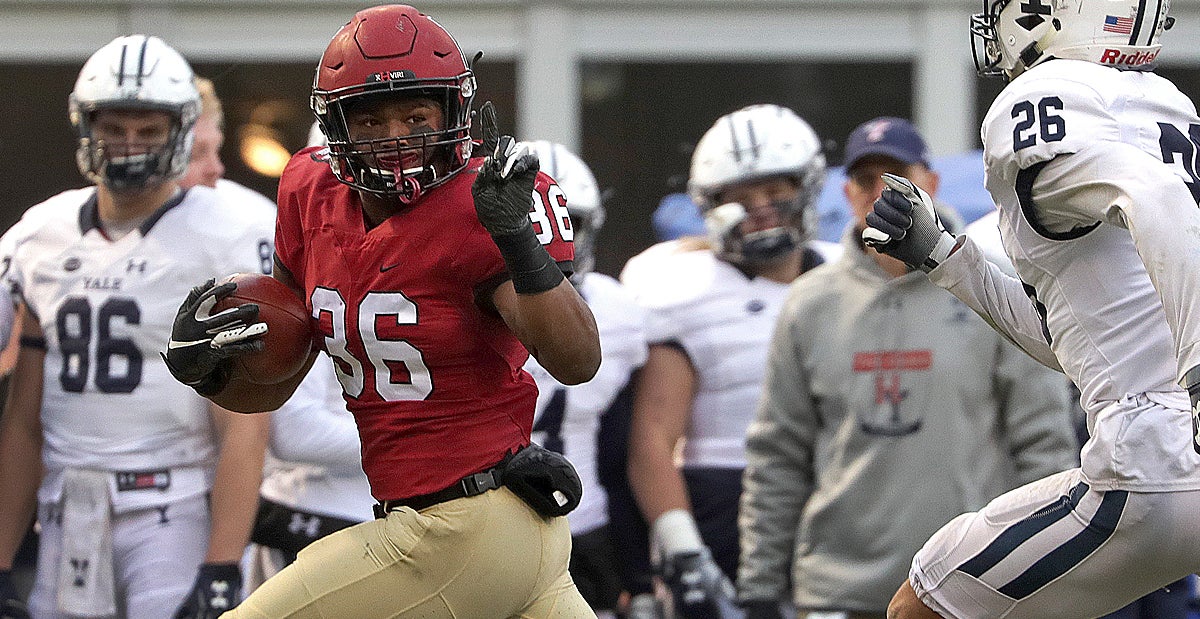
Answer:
[{"left": 380, "top": 263, "right": 400, "bottom": 273}]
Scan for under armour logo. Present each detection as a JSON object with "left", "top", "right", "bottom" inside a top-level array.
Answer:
[
  {"left": 126, "top": 259, "right": 147, "bottom": 273},
  {"left": 70, "top": 558, "right": 89, "bottom": 587},
  {"left": 288, "top": 513, "right": 322, "bottom": 538},
  {"left": 208, "top": 580, "right": 231, "bottom": 610}
]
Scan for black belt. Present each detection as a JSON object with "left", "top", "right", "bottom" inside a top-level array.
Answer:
[{"left": 374, "top": 466, "right": 504, "bottom": 518}]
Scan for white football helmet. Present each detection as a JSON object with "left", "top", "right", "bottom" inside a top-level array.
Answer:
[
  {"left": 521, "top": 140, "right": 605, "bottom": 281},
  {"left": 687, "top": 104, "right": 825, "bottom": 265},
  {"left": 971, "top": 0, "right": 1174, "bottom": 80},
  {"left": 69, "top": 35, "right": 200, "bottom": 190}
]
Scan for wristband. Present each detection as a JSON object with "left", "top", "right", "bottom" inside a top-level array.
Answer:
[
  {"left": 652, "top": 508, "right": 704, "bottom": 557},
  {"left": 491, "top": 223, "right": 565, "bottom": 295}
]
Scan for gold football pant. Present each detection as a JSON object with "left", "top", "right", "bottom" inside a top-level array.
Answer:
[{"left": 224, "top": 486, "right": 595, "bottom": 618}]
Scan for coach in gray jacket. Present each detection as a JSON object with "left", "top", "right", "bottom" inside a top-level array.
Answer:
[{"left": 736, "top": 118, "right": 1078, "bottom": 619}]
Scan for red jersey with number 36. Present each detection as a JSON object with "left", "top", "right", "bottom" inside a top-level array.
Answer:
[{"left": 275, "top": 146, "right": 575, "bottom": 500}]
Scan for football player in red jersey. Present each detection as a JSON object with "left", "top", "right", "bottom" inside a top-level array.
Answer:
[{"left": 162, "top": 4, "right": 601, "bottom": 618}]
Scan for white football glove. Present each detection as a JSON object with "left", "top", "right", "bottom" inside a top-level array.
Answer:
[
  {"left": 862, "top": 173, "right": 958, "bottom": 273},
  {"left": 653, "top": 510, "right": 738, "bottom": 619}
]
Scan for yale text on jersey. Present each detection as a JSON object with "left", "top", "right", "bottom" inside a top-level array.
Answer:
[{"left": 84, "top": 276, "right": 122, "bottom": 291}]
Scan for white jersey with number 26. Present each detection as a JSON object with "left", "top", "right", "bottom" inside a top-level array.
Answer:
[{"left": 942, "top": 58, "right": 1200, "bottom": 491}]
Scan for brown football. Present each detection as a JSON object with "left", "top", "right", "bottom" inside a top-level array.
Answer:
[{"left": 213, "top": 273, "right": 313, "bottom": 385}]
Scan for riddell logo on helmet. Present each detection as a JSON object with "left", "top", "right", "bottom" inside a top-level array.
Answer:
[{"left": 1099, "top": 48, "right": 1159, "bottom": 66}]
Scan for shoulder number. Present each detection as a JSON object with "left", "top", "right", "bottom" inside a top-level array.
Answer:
[
  {"left": 528, "top": 184, "right": 574, "bottom": 245},
  {"left": 1012, "top": 96, "right": 1066, "bottom": 152},
  {"left": 1158, "top": 122, "right": 1200, "bottom": 205}
]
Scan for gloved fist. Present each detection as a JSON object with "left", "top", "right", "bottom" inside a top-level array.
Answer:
[
  {"left": 660, "top": 548, "right": 738, "bottom": 619},
  {"left": 471, "top": 101, "right": 540, "bottom": 238},
  {"left": 0, "top": 570, "right": 29, "bottom": 619},
  {"left": 173, "top": 562, "right": 241, "bottom": 619},
  {"left": 862, "top": 173, "right": 958, "bottom": 272},
  {"left": 162, "top": 278, "right": 266, "bottom": 396}
]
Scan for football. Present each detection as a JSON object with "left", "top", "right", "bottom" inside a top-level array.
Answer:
[{"left": 213, "top": 273, "right": 314, "bottom": 385}]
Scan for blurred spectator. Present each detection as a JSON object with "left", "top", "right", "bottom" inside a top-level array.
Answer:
[
  {"left": 815, "top": 148, "right": 995, "bottom": 244},
  {"left": 622, "top": 104, "right": 835, "bottom": 618},
  {"left": 652, "top": 193, "right": 706, "bottom": 242},
  {"left": 180, "top": 77, "right": 277, "bottom": 215}
]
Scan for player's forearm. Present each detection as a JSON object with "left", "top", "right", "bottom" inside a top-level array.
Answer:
[
  {"left": 0, "top": 348, "right": 45, "bottom": 568},
  {"left": 0, "top": 430, "right": 41, "bottom": 569},
  {"left": 205, "top": 409, "right": 268, "bottom": 563},
  {"left": 627, "top": 427, "right": 691, "bottom": 523},
  {"left": 929, "top": 237, "right": 1063, "bottom": 371},
  {"left": 496, "top": 279, "right": 600, "bottom": 385}
]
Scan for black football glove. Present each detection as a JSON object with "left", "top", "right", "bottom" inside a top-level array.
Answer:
[
  {"left": 470, "top": 101, "right": 540, "bottom": 238},
  {"left": 742, "top": 599, "right": 786, "bottom": 619},
  {"left": 162, "top": 278, "right": 266, "bottom": 396},
  {"left": 862, "top": 173, "right": 958, "bottom": 273},
  {"left": 469, "top": 102, "right": 564, "bottom": 295},
  {"left": 0, "top": 570, "right": 29, "bottom": 619},
  {"left": 660, "top": 548, "right": 737, "bottom": 619},
  {"left": 173, "top": 562, "right": 241, "bottom": 619}
]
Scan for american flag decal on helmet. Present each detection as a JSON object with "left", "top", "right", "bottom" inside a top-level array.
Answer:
[{"left": 1103, "top": 15, "right": 1135, "bottom": 35}]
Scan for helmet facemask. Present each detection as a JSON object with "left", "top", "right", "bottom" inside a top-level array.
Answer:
[
  {"left": 73, "top": 106, "right": 194, "bottom": 192},
  {"left": 704, "top": 193, "right": 809, "bottom": 268},
  {"left": 314, "top": 82, "right": 475, "bottom": 203}
]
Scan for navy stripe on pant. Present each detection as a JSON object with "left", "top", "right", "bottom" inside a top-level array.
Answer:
[{"left": 957, "top": 482, "right": 1128, "bottom": 600}]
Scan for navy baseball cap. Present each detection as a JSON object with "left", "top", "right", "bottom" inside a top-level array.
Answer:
[{"left": 843, "top": 117, "right": 930, "bottom": 171}]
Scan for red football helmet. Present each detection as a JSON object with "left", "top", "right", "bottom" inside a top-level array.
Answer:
[{"left": 311, "top": 5, "right": 476, "bottom": 200}]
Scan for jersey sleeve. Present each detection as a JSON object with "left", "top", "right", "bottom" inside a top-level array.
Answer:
[
  {"left": 928, "top": 237, "right": 1064, "bottom": 372},
  {"left": 274, "top": 149, "right": 318, "bottom": 286},
  {"left": 532, "top": 171, "right": 575, "bottom": 269}
]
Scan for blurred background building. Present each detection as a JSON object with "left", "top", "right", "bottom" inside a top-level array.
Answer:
[{"left": 4, "top": 0, "right": 1200, "bottom": 274}]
